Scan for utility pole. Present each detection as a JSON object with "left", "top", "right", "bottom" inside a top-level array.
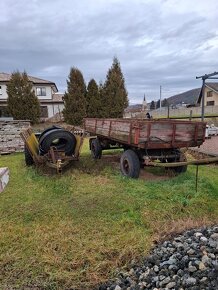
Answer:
[
  {"left": 196, "top": 71, "right": 218, "bottom": 121},
  {"left": 160, "top": 85, "right": 162, "bottom": 110}
]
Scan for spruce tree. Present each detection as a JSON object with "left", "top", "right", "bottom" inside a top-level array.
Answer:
[
  {"left": 63, "top": 67, "right": 86, "bottom": 125},
  {"left": 162, "top": 98, "right": 169, "bottom": 107},
  {"left": 86, "top": 79, "right": 101, "bottom": 118},
  {"left": 7, "top": 71, "right": 40, "bottom": 123},
  {"left": 150, "top": 100, "right": 156, "bottom": 110},
  {"left": 103, "top": 57, "right": 128, "bottom": 118},
  {"left": 156, "top": 99, "right": 160, "bottom": 109}
]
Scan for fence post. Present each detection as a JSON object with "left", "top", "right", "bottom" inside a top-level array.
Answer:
[{"left": 189, "top": 110, "right": 193, "bottom": 120}]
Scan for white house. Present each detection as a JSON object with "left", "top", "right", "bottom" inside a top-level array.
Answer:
[
  {"left": 197, "top": 82, "right": 218, "bottom": 107},
  {"left": 0, "top": 72, "right": 64, "bottom": 119}
]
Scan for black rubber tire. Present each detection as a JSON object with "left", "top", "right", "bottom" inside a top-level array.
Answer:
[
  {"left": 120, "top": 149, "right": 140, "bottom": 178},
  {"left": 39, "top": 129, "right": 76, "bottom": 156},
  {"left": 38, "top": 126, "right": 62, "bottom": 142},
  {"left": 91, "top": 138, "right": 102, "bottom": 159},
  {"left": 166, "top": 151, "right": 187, "bottom": 174},
  {"left": 173, "top": 153, "right": 187, "bottom": 174},
  {"left": 24, "top": 145, "right": 34, "bottom": 166}
]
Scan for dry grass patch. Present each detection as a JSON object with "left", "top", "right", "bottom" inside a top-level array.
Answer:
[{"left": 0, "top": 140, "right": 218, "bottom": 289}]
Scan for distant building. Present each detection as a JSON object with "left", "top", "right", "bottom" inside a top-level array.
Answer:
[
  {"left": 142, "top": 94, "right": 147, "bottom": 111},
  {"left": 197, "top": 82, "right": 218, "bottom": 107},
  {"left": 0, "top": 72, "right": 64, "bottom": 119}
]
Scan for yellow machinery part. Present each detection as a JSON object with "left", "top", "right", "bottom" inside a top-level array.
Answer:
[{"left": 26, "top": 132, "right": 39, "bottom": 157}]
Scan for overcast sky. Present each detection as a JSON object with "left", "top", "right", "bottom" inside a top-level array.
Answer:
[{"left": 1, "top": 0, "right": 218, "bottom": 104}]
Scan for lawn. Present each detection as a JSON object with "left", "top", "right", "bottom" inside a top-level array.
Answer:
[{"left": 0, "top": 140, "right": 218, "bottom": 289}]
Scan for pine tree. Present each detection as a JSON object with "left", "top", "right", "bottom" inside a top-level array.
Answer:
[
  {"left": 63, "top": 67, "right": 86, "bottom": 125},
  {"left": 7, "top": 71, "right": 40, "bottom": 123},
  {"left": 86, "top": 79, "right": 101, "bottom": 118},
  {"left": 156, "top": 99, "right": 160, "bottom": 109},
  {"left": 98, "top": 81, "right": 106, "bottom": 118},
  {"left": 162, "top": 98, "right": 169, "bottom": 107},
  {"left": 150, "top": 100, "right": 156, "bottom": 110},
  {"left": 103, "top": 57, "right": 128, "bottom": 118}
]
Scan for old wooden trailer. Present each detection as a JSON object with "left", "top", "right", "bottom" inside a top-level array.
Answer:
[{"left": 84, "top": 118, "right": 214, "bottom": 178}]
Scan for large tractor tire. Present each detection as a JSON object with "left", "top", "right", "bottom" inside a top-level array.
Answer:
[
  {"left": 39, "top": 129, "right": 76, "bottom": 156},
  {"left": 38, "top": 125, "right": 62, "bottom": 142},
  {"left": 120, "top": 149, "right": 140, "bottom": 178},
  {"left": 90, "top": 138, "right": 102, "bottom": 159},
  {"left": 24, "top": 145, "right": 34, "bottom": 166}
]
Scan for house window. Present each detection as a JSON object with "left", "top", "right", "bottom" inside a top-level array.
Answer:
[
  {"left": 207, "top": 91, "right": 213, "bottom": 98},
  {"left": 36, "top": 87, "right": 46, "bottom": 96},
  {"left": 206, "top": 101, "right": 214, "bottom": 106},
  {"left": 0, "top": 85, "right": 2, "bottom": 95}
]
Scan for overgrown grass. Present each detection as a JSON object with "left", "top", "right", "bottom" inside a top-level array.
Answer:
[{"left": 0, "top": 140, "right": 218, "bottom": 289}]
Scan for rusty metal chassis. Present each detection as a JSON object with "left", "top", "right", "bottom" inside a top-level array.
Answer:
[{"left": 91, "top": 135, "right": 218, "bottom": 168}]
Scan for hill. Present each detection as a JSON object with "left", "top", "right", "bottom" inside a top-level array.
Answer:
[{"left": 125, "top": 104, "right": 142, "bottom": 112}]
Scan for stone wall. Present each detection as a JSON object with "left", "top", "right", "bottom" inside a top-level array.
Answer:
[{"left": 0, "top": 120, "right": 30, "bottom": 154}]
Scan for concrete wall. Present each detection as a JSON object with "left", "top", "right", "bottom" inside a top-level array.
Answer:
[
  {"left": 0, "top": 120, "right": 30, "bottom": 154},
  {"left": 124, "top": 105, "right": 218, "bottom": 119}
]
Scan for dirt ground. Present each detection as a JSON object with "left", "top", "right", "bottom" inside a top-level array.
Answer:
[{"left": 103, "top": 154, "right": 173, "bottom": 181}]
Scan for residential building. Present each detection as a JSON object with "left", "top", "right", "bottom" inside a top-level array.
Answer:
[
  {"left": 0, "top": 72, "right": 64, "bottom": 119},
  {"left": 197, "top": 82, "right": 218, "bottom": 107}
]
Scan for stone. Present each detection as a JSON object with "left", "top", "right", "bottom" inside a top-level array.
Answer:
[
  {"left": 200, "top": 277, "right": 207, "bottom": 283},
  {"left": 114, "top": 286, "right": 121, "bottom": 290},
  {"left": 188, "top": 265, "right": 197, "bottom": 272},
  {"left": 195, "top": 232, "right": 203, "bottom": 238},
  {"left": 210, "top": 233, "right": 218, "bottom": 241},
  {"left": 0, "top": 167, "right": 9, "bottom": 193},
  {"left": 129, "top": 268, "right": 135, "bottom": 275},
  {"left": 160, "top": 276, "right": 171, "bottom": 286},
  {"left": 198, "top": 262, "right": 206, "bottom": 270},
  {"left": 187, "top": 249, "right": 195, "bottom": 255},
  {"left": 202, "top": 255, "right": 210, "bottom": 265},
  {"left": 200, "top": 237, "right": 208, "bottom": 243},
  {"left": 183, "top": 277, "right": 197, "bottom": 286},
  {"left": 166, "top": 281, "right": 176, "bottom": 289}
]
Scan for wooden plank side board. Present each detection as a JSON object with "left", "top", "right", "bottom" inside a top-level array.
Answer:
[
  {"left": 175, "top": 124, "right": 196, "bottom": 142},
  {"left": 84, "top": 118, "right": 206, "bottom": 148},
  {"left": 111, "top": 121, "right": 131, "bottom": 132},
  {"left": 150, "top": 123, "right": 173, "bottom": 142},
  {"left": 110, "top": 132, "right": 129, "bottom": 142}
]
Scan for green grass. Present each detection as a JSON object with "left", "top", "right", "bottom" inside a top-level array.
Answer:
[{"left": 0, "top": 140, "right": 218, "bottom": 289}]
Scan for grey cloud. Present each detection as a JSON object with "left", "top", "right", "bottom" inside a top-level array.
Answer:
[{"left": 1, "top": 0, "right": 218, "bottom": 103}]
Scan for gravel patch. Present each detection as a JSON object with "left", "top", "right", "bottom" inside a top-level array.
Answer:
[{"left": 99, "top": 226, "right": 218, "bottom": 290}]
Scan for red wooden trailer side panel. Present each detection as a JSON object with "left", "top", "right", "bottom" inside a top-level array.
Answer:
[{"left": 84, "top": 118, "right": 206, "bottom": 149}]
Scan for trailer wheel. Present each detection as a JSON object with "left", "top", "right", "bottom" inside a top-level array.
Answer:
[
  {"left": 24, "top": 145, "right": 34, "bottom": 166},
  {"left": 173, "top": 153, "right": 187, "bottom": 174},
  {"left": 91, "top": 138, "right": 102, "bottom": 159},
  {"left": 120, "top": 149, "right": 140, "bottom": 178},
  {"left": 166, "top": 151, "right": 187, "bottom": 174}
]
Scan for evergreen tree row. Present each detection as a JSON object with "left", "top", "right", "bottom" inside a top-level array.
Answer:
[
  {"left": 149, "top": 98, "right": 169, "bottom": 110},
  {"left": 63, "top": 57, "right": 129, "bottom": 125}
]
